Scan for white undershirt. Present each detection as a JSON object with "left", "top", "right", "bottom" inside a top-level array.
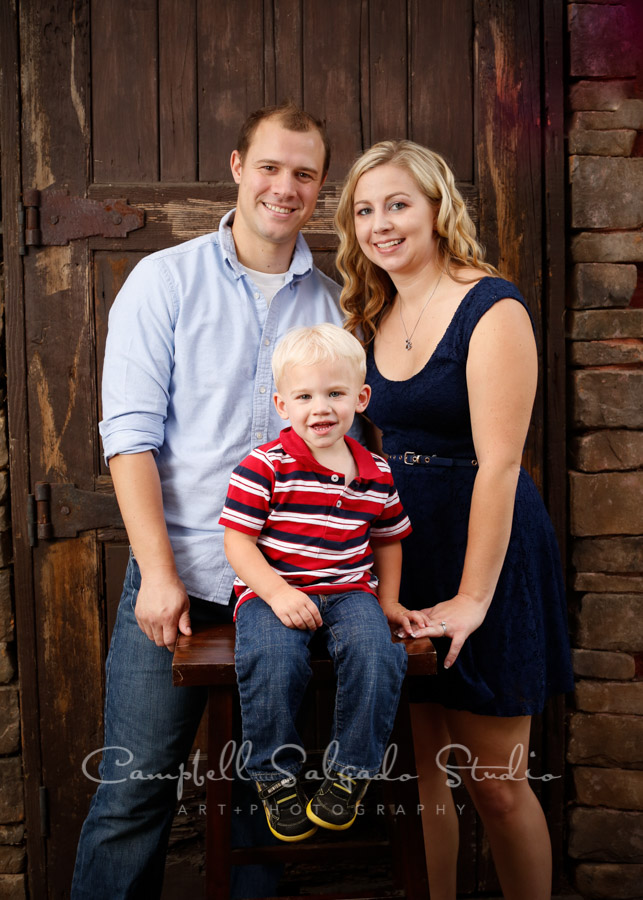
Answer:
[{"left": 240, "top": 264, "right": 288, "bottom": 306}]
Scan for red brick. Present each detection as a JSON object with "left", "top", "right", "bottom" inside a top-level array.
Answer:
[
  {"left": 571, "top": 430, "right": 643, "bottom": 472},
  {"left": 0, "top": 571, "right": 12, "bottom": 643},
  {"left": 574, "top": 573, "right": 643, "bottom": 592},
  {"left": 0, "top": 759, "right": 24, "bottom": 824},
  {"left": 569, "top": 340, "right": 643, "bottom": 367},
  {"left": 574, "top": 767, "right": 643, "bottom": 810},
  {"left": 0, "top": 876, "right": 26, "bottom": 900},
  {"left": 567, "top": 309, "right": 643, "bottom": 341},
  {"left": 573, "top": 649, "right": 636, "bottom": 680},
  {"left": 576, "top": 594, "right": 643, "bottom": 652},
  {"left": 0, "top": 688, "right": 20, "bottom": 755},
  {"left": 575, "top": 681, "right": 643, "bottom": 715},
  {"left": 0, "top": 645, "right": 16, "bottom": 686},
  {"left": 571, "top": 232, "right": 643, "bottom": 264},
  {"left": 569, "top": 4, "right": 637, "bottom": 78},
  {"left": 570, "top": 264, "right": 638, "bottom": 309},
  {"left": 568, "top": 713, "right": 643, "bottom": 768},
  {"left": 569, "top": 129, "right": 636, "bottom": 157},
  {"left": 570, "top": 80, "right": 635, "bottom": 112},
  {"left": 571, "top": 158, "right": 643, "bottom": 230},
  {"left": 569, "top": 807, "right": 643, "bottom": 860},
  {"left": 0, "top": 845, "right": 25, "bottom": 874},
  {"left": 573, "top": 537, "right": 643, "bottom": 574},
  {"left": 570, "top": 473, "right": 643, "bottom": 535},
  {"left": 574, "top": 101, "right": 643, "bottom": 132},
  {"left": 571, "top": 372, "right": 643, "bottom": 430},
  {"left": 575, "top": 863, "right": 643, "bottom": 899}
]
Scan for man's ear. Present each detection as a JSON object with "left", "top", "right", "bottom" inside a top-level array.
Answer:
[
  {"left": 356, "top": 384, "right": 371, "bottom": 414},
  {"left": 273, "top": 392, "right": 289, "bottom": 421},
  {"left": 230, "top": 149, "right": 243, "bottom": 184}
]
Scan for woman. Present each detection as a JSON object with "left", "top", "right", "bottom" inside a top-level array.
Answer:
[{"left": 335, "top": 141, "right": 573, "bottom": 900}]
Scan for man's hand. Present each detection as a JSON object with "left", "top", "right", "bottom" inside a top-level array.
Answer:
[
  {"left": 134, "top": 566, "right": 192, "bottom": 651},
  {"left": 266, "top": 587, "right": 323, "bottom": 631}
]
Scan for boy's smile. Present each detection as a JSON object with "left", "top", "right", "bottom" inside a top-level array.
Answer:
[{"left": 273, "top": 359, "right": 370, "bottom": 462}]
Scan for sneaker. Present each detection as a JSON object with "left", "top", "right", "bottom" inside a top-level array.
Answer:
[
  {"left": 306, "top": 772, "right": 370, "bottom": 831},
  {"left": 256, "top": 776, "right": 318, "bottom": 842}
]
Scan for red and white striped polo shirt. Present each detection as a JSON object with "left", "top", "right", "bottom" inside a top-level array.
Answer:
[{"left": 219, "top": 427, "right": 412, "bottom": 611}]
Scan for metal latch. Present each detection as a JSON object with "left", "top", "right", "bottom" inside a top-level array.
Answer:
[
  {"left": 30, "top": 482, "right": 123, "bottom": 544},
  {"left": 22, "top": 189, "right": 144, "bottom": 247}
]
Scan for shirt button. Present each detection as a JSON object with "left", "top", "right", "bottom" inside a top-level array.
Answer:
[
  {"left": 331, "top": 474, "right": 339, "bottom": 482},
  {"left": 259, "top": 386, "right": 267, "bottom": 394},
  {"left": 256, "top": 432, "right": 263, "bottom": 440},
  {"left": 254, "top": 292, "right": 260, "bottom": 299},
  {"left": 264, "top": 338, "right": 270, "bottom": 346},
  {"left": 336, "top": 500, "right": 342, "bottom": 507}
]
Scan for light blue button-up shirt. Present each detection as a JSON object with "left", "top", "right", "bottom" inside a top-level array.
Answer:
[{"left": 100, "top": 210, "right": 349, "bottom": 603}]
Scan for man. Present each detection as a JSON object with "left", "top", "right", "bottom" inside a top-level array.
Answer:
[{"left": 72, "top": 102, "right": 347, "bottom": 899}]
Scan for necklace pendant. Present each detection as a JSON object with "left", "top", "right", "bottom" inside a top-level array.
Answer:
[{"left": 405, "top": 338, "right": 412, "bottom": 351}]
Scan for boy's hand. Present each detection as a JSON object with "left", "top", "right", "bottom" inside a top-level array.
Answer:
[
  {"left": 380, "top": 601, "right": 430, "bottom": 639},
  {"left": 267, "top": 587, "right": 323, "bottom": 631}
]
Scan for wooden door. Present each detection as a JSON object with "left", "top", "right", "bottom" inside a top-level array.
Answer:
[{"left": 3, "top": 0, "right": 565, "bottom": 895}]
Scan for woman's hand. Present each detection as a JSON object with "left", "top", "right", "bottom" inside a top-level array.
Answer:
[
  {"left": 411, "top": 593, "right": 489, "bottom": 668},
  {"left": 380, "top": 601, "right": 432, "bottom": 638}
]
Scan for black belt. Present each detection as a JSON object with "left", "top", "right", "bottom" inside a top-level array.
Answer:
[{"left": 387, "top": 452, "right": 478, "bottom": 467}]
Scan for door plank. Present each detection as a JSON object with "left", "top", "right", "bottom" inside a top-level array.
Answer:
[
  {"left": 36, "top": 534, "right": 104, "bottom": 896},
  {"left": 409, "top": 0, "right": 474, "bottom": 181},
  {"left": 159, "top": 0, "right": 197, "bottom": 182},
  {"left": 197, "top": 0, "right": 265, "bottom": 181},
  {"left": 369, "top": 0, "right": 408, "bottom": 144},
  {"left": 274, "top": 0, "right": 304, "bottom": 105},
  {"left": 302, "top": 0, "right": 363, "bottom": 178},
  {"left": 475, "top": 0, "right": 544, "bottom": 492},
  {"left": 91, "top": 0, "right": 159, "bottom": 182},
  {"left": 1, "top": 0, "right": 47, "bottom": 892}
]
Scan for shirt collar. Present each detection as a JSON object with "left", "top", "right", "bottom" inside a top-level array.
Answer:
[
  {"left": 279, "top": 427, "right": 385, "bottom": 482},
  {"left": 218, "top": 210, "right": 314, "bottom": 282}
]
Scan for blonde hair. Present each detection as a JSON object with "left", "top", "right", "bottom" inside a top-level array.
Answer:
[
  {"left": 272, "top": 324, "right": 366, "bottom": 388},
  {"left": 335, "top": 140, "right": 499, "bottom": 344}
]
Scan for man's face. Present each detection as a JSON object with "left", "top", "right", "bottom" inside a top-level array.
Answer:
[{"left": 230, "top": 118, "right": 326, "bottom": 252}]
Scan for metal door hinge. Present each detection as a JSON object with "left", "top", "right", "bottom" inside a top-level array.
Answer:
[
  {"left": 32, "top": 482, "right": 122, "bottom": 542},
  {"left": 21, "top": 189, "right": 144, "bottom": 248}
]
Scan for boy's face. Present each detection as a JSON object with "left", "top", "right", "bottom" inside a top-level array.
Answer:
[{"left": 273, "top": 359, "right": 370, "bottom": 454}]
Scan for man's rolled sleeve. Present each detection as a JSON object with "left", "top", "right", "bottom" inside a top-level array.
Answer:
[{"left": 99, "top": 260, "right": 177, "bottom": 462}]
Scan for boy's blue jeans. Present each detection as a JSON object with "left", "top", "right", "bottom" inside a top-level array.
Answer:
[
  {"left": 71, "top": 555, "right": 281, "bottom": 899},
  {"left": 234, "top": 591, "right": 407, "bottom": 781}
]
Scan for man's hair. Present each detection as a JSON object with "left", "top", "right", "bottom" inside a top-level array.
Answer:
[
  {"left": 272, "top": 324, "right": 366, "bottom": 388},
  {"left": 237, "top": 101, "right": 331, "bottom": 179}
]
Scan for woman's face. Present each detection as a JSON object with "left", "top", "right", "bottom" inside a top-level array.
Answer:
[{"left": 352, "top": 163, "right": 438, "bottom": 280}]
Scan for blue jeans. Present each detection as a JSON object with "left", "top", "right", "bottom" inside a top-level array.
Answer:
[
  {"left": 235, "top": 591, "right": 407, "bottom": 781},
  {"left": 72, "top": 555, "right": 281, "bottom": 899}
]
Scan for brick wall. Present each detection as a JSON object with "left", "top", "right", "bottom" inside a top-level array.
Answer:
[
  {"left": 0, "top": 255, "right": 25, "bottom": 891},
  {"left": 566, "top": 2, "right": 643, "bottom": 898}
]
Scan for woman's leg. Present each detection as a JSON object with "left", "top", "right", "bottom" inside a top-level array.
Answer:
[
  {"left": 410, "top": 703, "right": 459, "bottom": 900},
  {"left": 444, "top": 709, "right": 552, "bottom": 900}
]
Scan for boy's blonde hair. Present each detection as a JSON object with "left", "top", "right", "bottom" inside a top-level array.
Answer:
[{"left": 272, "top": 324, "right": 367, "bottom": 388}]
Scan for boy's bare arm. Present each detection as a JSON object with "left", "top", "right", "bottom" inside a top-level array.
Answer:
[
  {"left": 371, "top": 539, "right": 430, "bottom": 637},
  {"left": 223, "top": 528, "right": 322, "bottom": 630}
]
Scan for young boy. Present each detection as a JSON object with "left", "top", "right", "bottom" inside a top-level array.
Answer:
[{"left": 220, "top": 324, "right": 424, "bottom": 843}]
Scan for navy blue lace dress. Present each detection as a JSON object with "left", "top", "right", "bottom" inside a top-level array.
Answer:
[{"left": 366, "top": 277, "right": 573, "bottom": 716}]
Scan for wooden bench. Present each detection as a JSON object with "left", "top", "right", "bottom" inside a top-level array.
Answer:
[{"left": 173, "top": 623, "right": 436, "bottom": 899}]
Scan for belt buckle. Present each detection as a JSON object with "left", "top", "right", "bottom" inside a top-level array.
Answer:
[{"left": 404, "top": 451, "right": 419, "bottom": 465}]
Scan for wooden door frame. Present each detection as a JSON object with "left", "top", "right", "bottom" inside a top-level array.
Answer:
[{"left": 1, "top": 0, "right": 568, "bottom": 894}]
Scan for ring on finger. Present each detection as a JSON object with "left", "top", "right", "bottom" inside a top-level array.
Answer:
[{"left": 440, "top": 621, "right": 447, "bottom": 636}]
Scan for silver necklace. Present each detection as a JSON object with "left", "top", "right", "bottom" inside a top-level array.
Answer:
[{"left": 398, "top": 273, "right": 443, "bottom": 350}]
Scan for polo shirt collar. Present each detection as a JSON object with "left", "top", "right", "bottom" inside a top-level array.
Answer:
[
  {"left": 218, "top": 210, "right": 314, "bottom": 282},
  {"left": 280, "top": 427, "right": 384, "bottom": 482}
]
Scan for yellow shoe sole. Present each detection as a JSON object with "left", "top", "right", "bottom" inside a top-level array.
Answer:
[{"left": 305, "top": 796, "right": 359, "bottom": 831}]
